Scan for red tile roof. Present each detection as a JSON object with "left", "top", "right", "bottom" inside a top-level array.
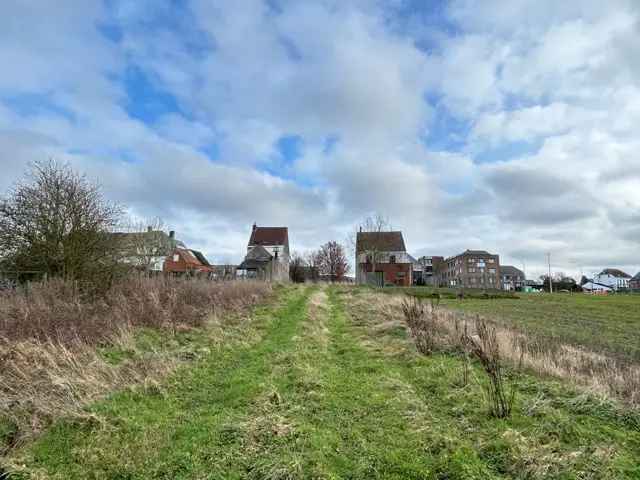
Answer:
[{"left": 248, "top": 226, "right": 288, "bottom": 246}]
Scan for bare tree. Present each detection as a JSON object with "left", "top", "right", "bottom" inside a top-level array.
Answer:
[
  {"left": 316, "top": 240, "right": 350, "bottom": 282},
  {"left": 0, "top": 160, "right": 124, "bottom": 289},
  {"left": 350, "top": 213, "right": 391, "bottom": 285}
]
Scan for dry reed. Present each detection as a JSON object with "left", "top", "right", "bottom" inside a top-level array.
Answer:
[{"left": 0, "top": 277, "right": 271, "bottom": 454}]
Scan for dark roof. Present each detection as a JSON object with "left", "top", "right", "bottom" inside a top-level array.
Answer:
[
  {"left": 245, "top": 245, "right": 273, "bottom": 261},
  {"left": 463, "top": 249, "right": 494, "bottom": 256},
  {"left": 190, "top": 250, "right": 211, "bottom": 266},
  {"left": 238, "top": 245, "right": 273, "bottom": 269},
  {"left": 501, "top": 265, "right": 524, "bottom": 277},
  {"left": 248, "top": 226, "right": 289, "bottom": 247},
  {"left": 632, "top": 272, "right": 640, "bottom": 281},
  {"left": 356, "top": 231, "right": 406, "bottom": 253},
  {"left": 600, "top": 268, "right": 631, "bottom": 278}
]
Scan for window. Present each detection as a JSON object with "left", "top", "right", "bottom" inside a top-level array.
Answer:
[
  {"left": 389, "top": 255, "right": 396, "bottom": 263},
  {"left": 173, "top": 254, "right": 179, "bottom": 262},
  {"left": 468, "top": 268, "right": 476, "bottom": 273},
  {"left": 487, "top": 259, "right": 495, "bottom": 264},
  {"left": 489, "top": 268, "right": 496, "bottom": 274}
]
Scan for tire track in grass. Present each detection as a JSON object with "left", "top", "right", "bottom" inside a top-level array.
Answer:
[
  {"left": 239, "top": 286, "right": 441, "bottom": 479},
  {"left": 14, "top": 286, "right": 312, "bottom": 479}
]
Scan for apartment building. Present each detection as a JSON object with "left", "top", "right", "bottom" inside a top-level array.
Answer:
[{"left": 441, "top": 250, "right": 501, "bottom": 289}]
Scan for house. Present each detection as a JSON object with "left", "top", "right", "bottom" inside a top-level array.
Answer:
[
  {"left": 501, "top": 265, "right": 525, "bottom": 291},
  {"left": 163, "top": 248, "right": 214, "bottom": 276},
  {"left": 112, "top": 228, "right": 184, "bottom": 272},
  {"left": 417, "top": 256, "right": 445, "bottom": 286},
  {"left": 237, "top": 224, "right": 290, "bottom": 281},
  {"left": 593, "top": 268, "right": 631, "bottom": 291},
  {"left": 409, "top": 255, "right": 423, "bottom": 285},
  {"left": 355, "top": 231, "right": 411, "bottom": 287},
  {"left": 630, "top": 272, "right": 640, "bottom": 291},
  {"left": 582, "top": 281, "right": 613, "bottom": 294},
  {"left": 441, "top": 250, "right": 501, "bottom": 289}
]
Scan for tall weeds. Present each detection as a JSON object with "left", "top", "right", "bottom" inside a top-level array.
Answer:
[
  {"left": 462, "top": 317, "right": 515, "bottom": 418},
  {"left": 0, "top": 277, "right": 271, "bottom": 454}
]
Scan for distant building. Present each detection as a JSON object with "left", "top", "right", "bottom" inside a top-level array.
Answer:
[
  {"left": 237, "top": 224, "right": 290, "bottom": 281},
  {"left": 417, "top": 255, "right": 445, "bottom": 286},
  {"left": 355, "top": 231, "right": 411, "bottom": 287},
  {"left": 582, "top": 281, "right": 613, "bottom": 294},
  {"left": 164, "top": 247, "right": 214, "bottom": 276},
  {"left": 111, "top": 228, "right": 184, "bottom": 272},
  {"left": 630, "top": 272, "right": 640, "bottom": 292},
  {"left": 441, "top": 250, "right": 501, "bottom": 289},
  {"left": 501, "top": 265, "right": 525, "bottom": 291},
  {"left": 593, "top": 269, "right": 631, "bottom": 291}
]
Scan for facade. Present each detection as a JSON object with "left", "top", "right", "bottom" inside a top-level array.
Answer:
[
  {"left": 441, "top": 250, "right": 501, "bottom": 289},
  {"left": 355, "top": 231, "right": 411, "bottom": 287},
  {"left": 501, "top": 265, "right": 525, "bottom": 291},
  {"left": 593, "top": 269, "right": 631, "bottom": 291},
  {"left": 417, "top": 256, "right": 445, "bottom": 286},
  {"left": 630, "top": 272, "right": 640, "bottom": 291},
  {"left": 237, "top": 224, "right": 290, "bottom": 281}
]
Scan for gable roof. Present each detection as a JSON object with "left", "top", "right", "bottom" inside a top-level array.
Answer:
[
  {"left": 190, "top": 250, "right": 211, "bottom": 266},
  {"left": 356, "top": 231, "right": 406, "bottom": 253},
  {"left": 501, "top": 265, "right": 524, "bottom": 277},
  {"left": 599, "top": 268, "right": 631, "bottom": 278},
  {"left": 249, "top": 226, "right": 289, "bottom": 247}
]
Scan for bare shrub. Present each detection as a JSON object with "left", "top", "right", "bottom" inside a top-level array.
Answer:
[
  {"left": 462, "top": 317, "right": 515, "bottom": 418},
  {"left": 401, "top": 296, "right": 438, "bottom": 355}
]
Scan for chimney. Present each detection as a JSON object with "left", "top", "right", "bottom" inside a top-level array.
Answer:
[
  {"left": 359, "top": 226, "right": 362, "bottom": 232},
  {"left": 252, "top": 222, "right": 257, "bottom": 231},
  {"left": 169, "top": 230, "right": 175, "bottom": 239},
  {"left": 147, "top": 226, "right": 152, "bottom": 233}
]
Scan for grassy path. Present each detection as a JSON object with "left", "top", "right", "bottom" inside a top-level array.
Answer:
[{"left": 8, "top": 285, "right": 640, "bottom": 479}]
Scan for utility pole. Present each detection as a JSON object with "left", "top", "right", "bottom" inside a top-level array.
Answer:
[{"left": 547, "top": 252, "right": 553, "bottom": 293}]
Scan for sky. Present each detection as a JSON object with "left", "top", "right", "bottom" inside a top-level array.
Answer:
[{"left": 1, "top": 0, "right": 639, "bottom": 280}]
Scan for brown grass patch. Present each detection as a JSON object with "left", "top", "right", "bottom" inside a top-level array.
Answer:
[{"left": 0, "top": 278, "right": 272, "bottom": 455}]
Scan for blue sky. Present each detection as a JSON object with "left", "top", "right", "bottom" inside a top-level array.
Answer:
[{"left": 1, "top": 0, "right": 639, "bottom": 278}]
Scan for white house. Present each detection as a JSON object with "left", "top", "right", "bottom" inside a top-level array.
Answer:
[
  {"left": 592, "top": 269, "right": 631, "bottom": 291},
  {"left": 582, "top": 281, "right": 613, "bottom": 293}
]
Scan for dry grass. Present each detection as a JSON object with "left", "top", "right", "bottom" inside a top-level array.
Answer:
[
  {"left": 342, "top": 288, "right": 640, "bottom": 407},
  {"left": 0, "top": 277, "right": 272, "bottom": 455}
]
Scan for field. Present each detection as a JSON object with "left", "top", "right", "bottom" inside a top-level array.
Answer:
[
  {"left": 394, "top": 288, "right": 640, "bottom": 361},
  {"left": 2, "top": 284, "right": 640, "bottom": 479}
]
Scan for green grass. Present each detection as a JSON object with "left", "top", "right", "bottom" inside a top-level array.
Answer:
[
  {"left": 5, "top": 285, "right": 640, "bottom": 479},
  {"left": 399, "top": 288, "right": 640, "bottom": 361}
]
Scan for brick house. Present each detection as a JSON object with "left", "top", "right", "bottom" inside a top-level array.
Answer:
[
  {"left": 356, "top": 231, "right": 411, "bottom": 287},
  {"left": 441, "top": 250, "right": 501, "bottom": 289},
  {"left": 237, "top": 224, "right": 290, "bottom": 281},
  {"left": 163, "top": 247, "right": 214, "bottom": 276}
]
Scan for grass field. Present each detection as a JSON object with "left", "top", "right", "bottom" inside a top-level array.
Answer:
[
  {"left": 393, "top": 288, "right": 640, "bottom": 362},
  {"left": 4, "top": 285, "right": 640, "bottom": 479}
]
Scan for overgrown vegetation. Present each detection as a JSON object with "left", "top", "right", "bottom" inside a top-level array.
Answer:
[
  {"left": 0, "top": 160, "right": 124, "bottom": 291},
  {"left": 0, "top": 277, "right": 271, "bottom": 458}
]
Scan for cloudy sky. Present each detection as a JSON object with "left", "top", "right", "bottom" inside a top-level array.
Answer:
[{"left": 1, "top": 0, "right": 639, "bottom": 279}]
